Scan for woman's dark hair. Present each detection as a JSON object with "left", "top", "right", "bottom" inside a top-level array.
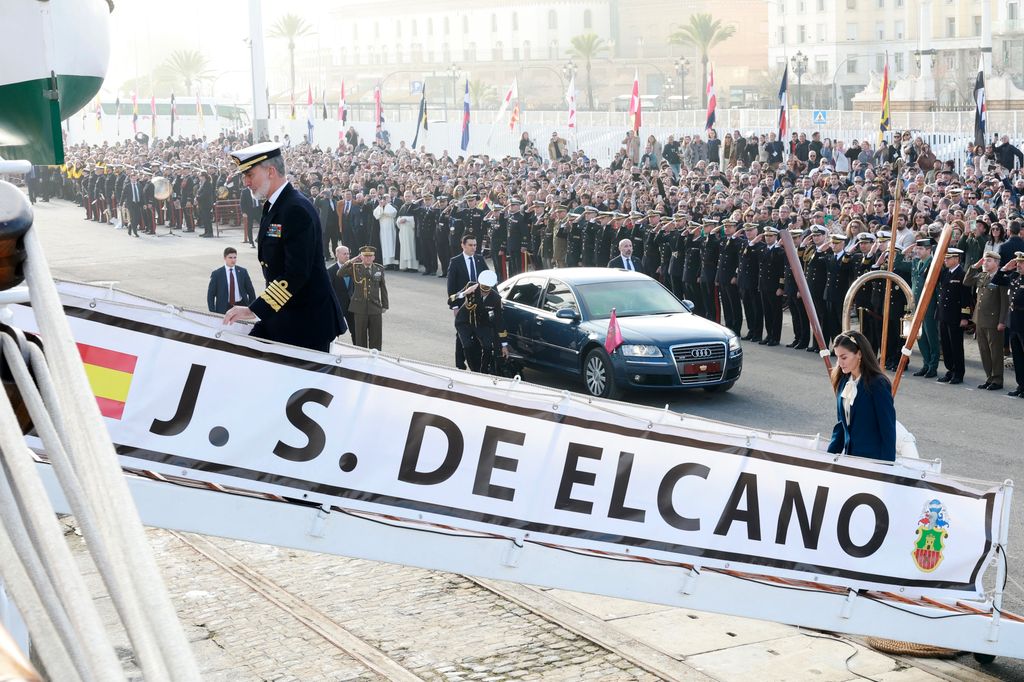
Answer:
[{"left": 830, "top": 330, "right": 888, "bottom": 393}]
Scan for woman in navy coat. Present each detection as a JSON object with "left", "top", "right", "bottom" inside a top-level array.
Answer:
[{"left": 827, "top": 330, "right": 897, "bottom": 461}]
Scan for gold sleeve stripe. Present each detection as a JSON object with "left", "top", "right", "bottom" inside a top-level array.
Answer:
[
  {"left": 961, "top": 307, "right": 972, "bottom": 314},
  {"left": 266, "top": 280, "right": 292, "bottom": 305},
  {"left": 263, "top": 286, "right": 289, "bottom": 308},
  {"left": 259, "top": 291, "right": 282, "bottom": 312}
]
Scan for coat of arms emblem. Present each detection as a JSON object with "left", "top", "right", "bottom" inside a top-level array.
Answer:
[{"left": 913, "top": 498, "right": 950, "bottom": 572}]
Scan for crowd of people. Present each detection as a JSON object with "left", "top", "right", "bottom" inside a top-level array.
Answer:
[{"left": 39, "top": 124, "right": 1024, "bottom": 395}]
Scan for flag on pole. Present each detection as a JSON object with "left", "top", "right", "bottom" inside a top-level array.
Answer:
[
  {"left": 150, "top": 94, "right": 157, "bottom": 138},
  {"left": 131, "top": 92, "right": 138, "bottom": 134},
  {"left": 114, "top": 96, "right": 121, "bottom": 136},
  {"left": 289, "top": 93, "right": 296, "bottom": 120},
  {"left": 170, "top": 93, "right": 176, "bottom": 137},
  {"left": 777, "top": 66, "right": 788, "bottom": 139},
  {"left": 488, "top": 78, "right": 518, "bottom": 142},
  {"left": 412, "top": 84, "right": 428, "bottom": 148},
  {"left": 196, "top": 94, "right": 205, "bottom": 130},
  {"left": 509, "top": 102, "right": 520, "bottom": 131},
  {"left": 879, "top": 54, "right": 890, "bottom": 145},
  {"left": 322, "top": 87, "right": 328, "bottom": 120},
  {"left": 338, "top": 80, "right": 347, "bottom": 125},
  {"left": 94, "top": 97, "right": 102, "bottom": 133},
  {"left": 705, "top": 63, "right": 717, "bottom": 131},
  {"left": 628, "top": 70, "right": 642, "bottom": 133},
  {"left": 974, "top": 55, "right": 987, "bottom": 148},
  {"left": 306, "top": 84, "right": 315, "bottom": 143},
  {"left": 604, "top": 308, "right": 624, "bottom": 354},
  {"left": 460, "top": 79, "right": 470, "bottom": 152},
  {"left": 566, "top": 75, "right": 577, "bottom": 134},
  {"left": 374, "top": 84, "right": 383, "bottom": 132}
]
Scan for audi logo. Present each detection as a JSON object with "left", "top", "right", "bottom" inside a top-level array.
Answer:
[{"left": 690, "top": 348, "right": 713, "bottom": 359}]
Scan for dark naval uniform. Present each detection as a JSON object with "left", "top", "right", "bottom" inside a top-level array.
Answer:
[
  {"left": 450, "top": 283, "right": 509, "bottom": 374},
  {"left": 716, "top": 232, "right": 743, "bottom": 335},
  {"left": 738, "top": 232, "right": 763, "bottom": 342},
  {"left": 823, "top": 246, "right": 853, "bottom": 347},
  {"left": 936, "top": 259, "right": 972, "bottom": 383},
  {"left": 250, "top": 183, "right": 345, "bottom": 352},
  {"left": 758, "top": 238, "right": 786, "bottom": 346},
  {"left": 804, "top": 246, "right": 829, "bottom": 352}
]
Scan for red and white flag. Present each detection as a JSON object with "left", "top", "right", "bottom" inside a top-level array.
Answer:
[
  {"left": 488, "top": 78, "right": 518, "bottom": 143},
  {"left": 566, "top": 74, "right": 577, "bottom": 133},
  {"left": 605, "top": 308, "right": 624, "bottom": 354},
  {"left": 705, "top": 63, "right": 717, "bottom": 131},
  {"left": 628, "top": 70, "right": 642, "bottom": 133},
  {"left": 338, "top": 79, "right": 347, "bottom": 140},
  {"left": 509, "top": 102, "right": 520, "bottom": 131},
  {"left": 374, "top": 84, "right": 383, "bottom": 132},
  {"left": 778, "top": 66, "right": 789, "bottom": 140},
  {"left": 306, "top": 84, "right": 315, "bottom": 142}
]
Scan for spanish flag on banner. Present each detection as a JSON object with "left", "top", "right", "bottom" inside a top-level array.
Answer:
[{"left": 77, "top": 343, "right": 138, "bottom": 419}]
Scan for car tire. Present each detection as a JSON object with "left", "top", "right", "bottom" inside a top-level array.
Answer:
[
  {"left": 583, "top": 348, "right": 620, "bottom": 399},
  {"left": 703, "top": 381, "right": 735, "bottom": 393}
]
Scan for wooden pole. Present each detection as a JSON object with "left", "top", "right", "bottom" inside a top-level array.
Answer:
[
  {"left": 879, "top": 161, "right": 904, "bottom": 367},
  {"left": 778, "top": 229, "right": 834, "bottom": 378},
  {"left": 891, "top": 226, "right": 952, "bottom": 396}
]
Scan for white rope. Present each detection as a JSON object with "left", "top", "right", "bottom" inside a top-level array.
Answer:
[
  {"left": 22, "top": 229, "right": 202, "bottom": 680},
  {"left": 5, "top": 336, "right": 170, "bottom": 682},
  {"left": 0, "top": 373, "right": 124, "bottom": 680}
]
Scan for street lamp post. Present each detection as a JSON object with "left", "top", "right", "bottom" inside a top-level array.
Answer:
[
  {"left": 562, "top": 58, "right": 578, "bottom": 105},
  {"left": 447, "top": 63, "right": 459, "bottom": 112},
  {"left": 790, "top": 50, "right": 808, "bottom": 110},
  {"left": 675, "top": 57, "right": 690, "bottom": 109}
]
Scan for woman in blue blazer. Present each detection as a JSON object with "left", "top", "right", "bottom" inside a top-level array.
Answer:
[{"left": 827, "top": 330, "right": 897, "bottom": 461}]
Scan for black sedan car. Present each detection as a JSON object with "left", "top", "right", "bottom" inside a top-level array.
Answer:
[{"left": 497, "top": 268, "right": 743, "bottom": 398}]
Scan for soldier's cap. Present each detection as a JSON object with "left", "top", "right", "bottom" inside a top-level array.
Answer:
[
  {"left": 743, "top": 222, "right": 760, "bottom": 231},
  {"left": 598, "top": 211, "right": 614, "bottom": 217},
  {"left": 613, "top": 211, "right": 627, "bottom": 219},
  {"left": 945, "top": 247, "right": 964, "bottom": 257},
  {"left": 702, "top": 218, "right": 718, "bottom": 224},
  {"left": 359, "top": 245, "right": 377, "bottom": 256},
  {"left": 583, "top": 205, "right": 598, "bottom": 213},
  {"left": 437, "top": 195, "right": 450, "bottom": 201},
  {"left": 509, "top": 196, "right": 523, "bottom": 204},
  {"left": 688, "top": 220, "right": 702, "bottom": 227},
  {"left": 915, "top": 237, "right": 935, "bottom": 247},
  {"left": 533, "top": 200, "right": 546, "bottom": 206},
  {"left": 464, "top": 192, "right": 479, "bottom": 199},
  {"left": 857, "top": 232, "right": 877, "bottom": 242},
  {"left": 672, "top": 212, "right": 686, "bottom": 219},
  {"left": 810, "top": 226, "right": 828, "bottom": 235},
  {"left": 629, "top": 211, "right": 644, "bottom": 218},
  {"left": 555, "top": 203, "right": 569, "bottom": 211},
  {"left": 229, "top": 142, "right": 282, "bottom": 174},
  {"left": 478, "top": 270, "right": 498, "bottom": 287},
  {"left": 830, "top": 234, "right": 847, "bottom": 244},
  {"left": 983, "top": 250, "right": 1001, "bottom": 260},
  {"left": 421, "top": 191, "right": 434, "bottom": 199},
  {"left": 877, "top": 230, "right": 891, "bottom": 240},
  {"left": 948, "top": 187, "right": 963, "bottom": 194},
  {"left": 763, "top": 226, "right": 780, "bottom": 235},
  {"left": 789, "top": 226, "right": 804, "bottom": 234},
  {"left": 1014, "top": 251, "right": 1024, "bottom": 262},
  {"left": 646, "top": 210, "right": 663, "bottom": 217}
]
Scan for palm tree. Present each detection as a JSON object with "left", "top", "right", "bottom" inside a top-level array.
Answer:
[
  {"left": 156, "top": 50, "right": 212, "bottom": 96},
  {"left": 567, "top": 33, "right": 609, "bottom": 110},
  {"left": 269, "top": 13, "right": 313, "bottom": 108},
  {"left": 468, "top": 79, "right": 497, "bottom": 109},
  {"left": 669, "top": 14, "right": 736, "bottom": 108}
]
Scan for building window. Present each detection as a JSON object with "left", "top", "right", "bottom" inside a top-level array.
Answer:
[
  {"left": 492, "top": 41, "right": 503, "bottom": 60},
  {"left": 584, "top": 9, "right": 592, "bottom": 28},
  {"left": 895, "top": 0, "right": 903, "bottom": 5},
  {"left": 523, "top": 40, "right": 531, "bottom": 60},
  {"left": 777, "top": 0, "right": 785, "bottom": 13},
  {"left": 491, "top": 14, "right": 497, "bottom": 32},
  {"left": 549, "top": 39, "right": 558, "bottom": 59},
  {"left": 847, "top": 57, "right": 858, "bottom": 74},
  {"left": 512, "top": 12, "right": 519, "bottom": 30},
  {"left": 973, "top": 16, "right": 982, "bottom": 36},
  {"left": 1010, "top": 2, "right": 1019, "bottom": 21},
  {"left": 548, "top": 10, "right": 557, "bottom": 29},
  {"left": 816, "top": 0, "right": 824, "bottom": 10},
  {"left": 778, "top": 26, "right": 786, "bottom": 43},
  {"left": 381, "top": 46, "right": 389, "bottom": 64},
  {"left": 846, "top": 23, "right": 858, "bottom": 40},
  {"left": 797, "top": 0, "right": 805, "bottom": 11},
  {"left": 817, "top": 23, "right": 825, "bottom": 41},
  {"left": 876, "top": 53, "right": 886, "bottom": 71},
  {"left": 945, "top": 53, "right": 954, "bottom": 69},
  {"left": 465, "top": 42, "right": 476, "bottom": 61},
  {"left": 846, "top": 0, "right": 856, "bottom": 8},
  {"left": 876, "top": 22, "right": 884, "bottom": 40},
  {"left": 815, "top": 59, "right": 828, "bottom": 76},
  {"left": 946, "top": 17, "right": 955, "bottom": 37},
  {"left": 877, "top": 0, "right": 884, "bottom": 7},
  {"left": 894, "top": 20, "right": 904, "bottom": 39},
  {"left": 894, "top": 52, "right": 904, "bottom": 72},
  {"left": 798, "top": 25, "right": 806, "bottom": 42}
]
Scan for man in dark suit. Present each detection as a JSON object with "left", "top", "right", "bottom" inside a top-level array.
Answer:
[
  {"left": 223, "top": 143, "right": 345, "bottom": 352},
  {"left": 998, "top": 221, "right": 1024, "bottom": 266},
  {"left": 327, "top": 245, "right": 356, "bottom": 343},
  {"left": 447, "top": 233, "right": 490, "bottom": 370},
  {"left": 207, "top": 247, "right": 256, "bottom": 314},
  {"left": 196, "top": 171, "right": 215, "bottom": 238},
  {"left": 239, "top": 185, "right": 259, "bottom": 247},
  {"left": 338, "top": 190, "right": 361, "bottom": 251},
  {"left": 121, "top": 170, "right": 145, "bottom": 237},
  {"left": 607, "top": 238, "right": 639, "bottom": 271},
  {"left": 936, "top": 248, "right": 972, "bottom": 384}
]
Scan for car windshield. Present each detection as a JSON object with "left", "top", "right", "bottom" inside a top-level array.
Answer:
[{"left": 576, "top": 280, "right": 686, "bottom": 319}]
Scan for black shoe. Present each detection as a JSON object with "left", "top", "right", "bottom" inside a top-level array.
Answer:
[
  {"left": 913, "top": 368, "right": 928, "bottom": 377},
  {"left": 937, "top": 375, "right": 952, "bottom": 383},
  {"left": 806, "top": 346, "right": 819, "bottom": 353},
  {"left": 748, "top": 337, "right": 762, "bottom": 343},
  {"left": 766, "top": 340, "right": 779, "bottom": 347},
  {"left": 978, "top": 382, "right": 991, "bottom": 390},
  {"left": 438, "top": 273, "right": 446, "bottom": 278},
  {"left": 742, "top": 334, "right": 752, "bottom": 341},
  {"left": 422, "top": 271, "right": 434, "bottom": 276},
  {"left": 986, "top": 383, "right": 1003, "bottom": 390},
  {"left": 1009, "top": 388, "right": 1024, "bottom": 397},
  {"left": 786, "top": 340, "right": 799, "bottom": 348},
  {"left": 758, "top": 339, "right": 769, "bottom": 345},
  {"left": 794, "top": 343, "right": 808, "bottom": 350},
  {"left": 949, "top": 377, "right": 963, "bottom": 385},
  {"left": 924, "top": 369, "right": 937, "bottom": 378}
]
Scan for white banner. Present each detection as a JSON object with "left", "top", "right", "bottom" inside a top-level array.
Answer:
[{"left": 12, "top": 282, "right": 1006, "bottom": 599}]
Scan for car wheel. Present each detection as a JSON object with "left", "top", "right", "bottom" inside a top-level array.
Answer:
[
  {"left": 583, "top": 348, "right": 619, "bottom": 399},
  {"left": 703, "top": 381, "right": 735, "bottom": 393}
]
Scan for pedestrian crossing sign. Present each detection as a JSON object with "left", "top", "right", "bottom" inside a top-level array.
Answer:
[{"left": 812, "top": 110, "right": 828, "bottom": 125}]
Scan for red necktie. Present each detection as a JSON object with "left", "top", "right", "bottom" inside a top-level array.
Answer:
[{"left": 229, "top": 268, "right": 236, "bottom": 305}]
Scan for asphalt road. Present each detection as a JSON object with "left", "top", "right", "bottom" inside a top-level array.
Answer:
[{"left": 26, "top": 197, "right": 1024, "bottom": 676}]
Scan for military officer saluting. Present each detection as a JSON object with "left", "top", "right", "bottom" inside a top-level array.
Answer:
[
  {"left": 339, "top": 245, "right": 389, "bottom": 350},
  {"left": 936, "top": 247, "right": 972, "bottom": 385},
  {"left": 449, "top": 269, "right": 510, "bottom": 374},
  {"left": 223, "top": 142, "right": 345, "bottom": 352}
]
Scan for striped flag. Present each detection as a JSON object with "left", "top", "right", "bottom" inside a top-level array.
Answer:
[
  {"left": 78, "top": 343, "right": 138, "bottom": 420},
  {"left": 509, "top": 102, "right": 520, "bottom": 131},
  {"left": 306, "top": 84, "right": 315, "bottom": 143},
  {"left": 374, "top": 84, "right": 383, "bottom": 132},
  {"left": 338, "top": 80, "right": 347, "bottom": 141},
  {"left": 488, "top": 78, "right": 518, "bottom": 143},
  {"left": 628, "top": 70, "right": 642, "bottom": 133},
  {"left": 879, "top": 55, "right": 890, "bottom": 144},
  {"left": 196, "top": 94, "right": 205, "bottom": 129},
  {"left": 566, "top": 74, "right": 577, "bottom": 134},
  {"left": 322, "top": 87, "right": 328, "bottom": 120},
  {"left": 150, "top": 93, "right": 157, "bottom": 138},
  {"left": 974, "top": 55, "right": 986, "bottom": 148},
  {"left": 170, "top": 93, "right": 176, "bottom": 136},
  {"left": 777, "top": 66, "right": 788, "bottom": 139},
  {"left": 460, "top": 79, "right": 470, "bottom": 152},
  {"left": 94, "top": 97, "right": 102, "bottom": 132},
  {"left": 114, "top": 96, "right": 121, "bottom": 135},
  {"left": 412, "top": 84, "right": 428, "bottom": 148},
  {"left": 705, "top": 63, "right": 717, "bottom": 131}
]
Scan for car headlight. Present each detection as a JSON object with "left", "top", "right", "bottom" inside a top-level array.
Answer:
[
  {"left": 621, "top": 344, "right": 664, "bottom": 358},
  {"left": 728, "top": 334, "right": 742, "bottom": 354}
]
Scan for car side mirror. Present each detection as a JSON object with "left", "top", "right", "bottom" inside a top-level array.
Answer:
[
  {"left": 681, "top": 299, "right": 695, "bottom": 312},
  {"left": 555, "top": 307, "right": 579, "bottom": 321}
]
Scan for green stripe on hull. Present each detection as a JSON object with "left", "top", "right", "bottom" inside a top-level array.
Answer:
[{"left": 0, "top": 74, "right": 103, "bottom": 164}]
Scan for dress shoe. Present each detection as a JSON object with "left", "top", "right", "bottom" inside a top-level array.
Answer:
[
  {"left": 758, "top": 339, "right": 769, "bottom": 345},
  {"left": 794, "top": 343, "right": 808, "bottom": 350},
  {"left": 786, "top": 340, "right": 798, "bottom": 348},
  {"left": 949, "top": 377, "right": 963, "bottom": 385},
  {"left": 806, "top": 346, "right": 819, "bottom": 353},
  {"left": 748, "top": 337, "right": 762, "bottom": 343},
  {"left": 986, "top": 383, "right": 1003, "bottom": 390},
  {"left": 766, "top": 340, "right": 779, "bottom": 347},
  {"left": 978, "top": 382, "right": 991, "bottom": 390},
  {"left": 742, "top": 334, "right": 753, "bottom": 341},
  {"left": 913, "top": 368, "right": 928, "bottom": 377},
  {"left": 924, "top": 369, "right": 937, "bottom": 378},
  {"left": 936, "top": 375, "right": 952, "bottom": 383},
  {"left": 1009, "top": 387, "right": 1024, "bottom": 397}
]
